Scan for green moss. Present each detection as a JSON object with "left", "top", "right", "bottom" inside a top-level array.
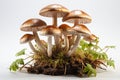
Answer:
[{"left": 9, "top": 39, "right": 115, "bottom": 77}]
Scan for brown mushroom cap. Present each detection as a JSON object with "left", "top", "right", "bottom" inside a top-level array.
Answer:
[
  {"left": 84, "top": 34, "right": 97, "bottom": 42},
  {"left": 59, "top": 24, "right": 77, "bottom": 35},
  {"left": 20, "top": 34, "right": 34, "bottom": 44},
  {"left": 40, "top": 25, "right": 61, "bottom": 36},
  {"left": 89, "top": 34, "right": 97, "bottom": 40},
  {"left": 59, "top": 24, "right": 72, "bottom": 32},
  {"left": 20, "top": 18, "right": 47, "bottom": 31},
  {"left": 72, "top": 24, "right": 91, "bottom": 35},
  {"left": 62, "top": 10, "right": 92, "bottom": 24},
  {"left": 39, "top": 4, "right": 69, "bottom": 17}
]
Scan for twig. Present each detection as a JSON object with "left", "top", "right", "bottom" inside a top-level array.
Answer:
[
  {"left": 64, "top": 65, "right": 67, "bottom": 75},
  {"left": 19, "top": 59, "right": 34, "bottom": 71}
]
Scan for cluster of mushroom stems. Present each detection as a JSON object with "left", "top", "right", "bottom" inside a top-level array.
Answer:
[{"left": 20, "top": 4, "right": 97, "bottom": 57}]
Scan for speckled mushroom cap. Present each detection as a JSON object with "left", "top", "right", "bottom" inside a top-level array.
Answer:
[
  {"left": 62, "top": 10, "right": 92, "bottom": 24},
  {"left": 20, "top": 18, "right": 47, "bottom": 31},
  {"left": 39, "top": 4, "right": 69, "bottom": 17},
  {"left": 72, "top": 24, "right": 91, "bottom": 35},
  {"left": 39, "top": 25, "right": 61, "bottom": 36},
  {"left": 20, "top": 34, "right": 34, "bottom": 44}
]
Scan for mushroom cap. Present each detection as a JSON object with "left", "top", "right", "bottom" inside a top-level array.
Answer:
[
  {"left": 40, "top": 25, "right": 61, "bottom": 36},
  {"left": 83, "top": 34, "right": 97, "bottom": 42},
  {"left": 39, "top": 4, "right": 69, "bottom": 17},
  {"left": 59, "top": 24, "right": 72, "bottom": 32},
  {"left": 62, "top": 10, "right": 92, "bottom": 24},
  {"left": 20, "top": 18, "right": 47, "bottom": 31},
  {"left": 20, "top": 34, "right": 34, "bottom": 44},
  {"left": 72, "top": 24, "right": 91, "bottom": 35},
  {"left": 59, "top": 24, "right": 75, "bottom": 35}
]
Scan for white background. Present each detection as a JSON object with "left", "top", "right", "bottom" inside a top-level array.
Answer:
[{"left": 0, "top": 0, "right": 120, "bottom": 80}]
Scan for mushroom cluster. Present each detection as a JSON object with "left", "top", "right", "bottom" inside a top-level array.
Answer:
[
  {"left": 20, "top": 4, "right": 97, "bottom": 58},
  {"left": 10, "top": 4, "right": 115, "bottom": 77}
]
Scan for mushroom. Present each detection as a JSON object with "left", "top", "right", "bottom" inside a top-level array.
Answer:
[
  {"left": 39, "top": 4, "right": 69, "bottom": 47},
  {"left": 20, "top": 34, "right": 37, "bottom": 53},
  {"left": 20, "top": 18, "right": 47, "bottom": 54},
  {"left": 83, "top": 34, "right": 97, "bottom": 42},
  {"left": 67, "top": 24, "right": 92, "bottom": 56},
  {"left": 62, "top": 10, "right": 92, "bottom": 26},
  {"left": 39, "top": 25, "right": 61, "bottom": 57},
  {"left": 62, "top": 10, "right": 92, "bottom": 45},
  {"left": 39, "top": 4, "right": 69, "bottom": 26},
  {"left": 59, "top": 24, "right": 73, "bottom": 51}
]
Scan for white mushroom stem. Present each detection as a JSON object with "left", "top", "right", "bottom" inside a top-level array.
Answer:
[
  {"left": 33, "top": 31, "right": 46, "bottom": 54},
  {"left": 47, "top": 36, "right": 53, "bottom": 57},
  {"left": 28, "top": 41, "right": 37, "bottom": 53},
  {"left": 70, "top": 19, "right": 79, "bottom": 46},
  {"left": 52, "top": 14, "right": 60, "bottom": 48},
  {"left": 67, "top": 33, "right": 81, "bottom": 56}
]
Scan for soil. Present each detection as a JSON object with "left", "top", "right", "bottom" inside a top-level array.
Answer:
[{"left": 26, "top": 57, "right": 92, "bottom": 77}]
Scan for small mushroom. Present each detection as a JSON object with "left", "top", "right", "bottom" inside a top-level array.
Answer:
[
  {"left": 67, "top": 24, "right": 92, "bottom": 56},
  {"left": 20, "top": 18, "right": 47, "bottom": 54},
  {"left": 20, "top": 34, "right": 37, "bottom": 53},
  {"left": 83, "top": 34, "right": 97, "bottom": 42},
  {"left": 59, "top": 24, "right": 73, "bottom": 51},
  {"left": 39, "top": 4, "right": 69, "bottom": 47},
  {"left": 62, "top": 10, "right": 92, "bottom": 45},
  {"left": 39, "top": 25, "right": 61, "bottom": 57}
]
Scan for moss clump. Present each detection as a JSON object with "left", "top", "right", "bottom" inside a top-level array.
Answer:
[{"left": 9, "top": 39, "right": 115, "bottom": 77}]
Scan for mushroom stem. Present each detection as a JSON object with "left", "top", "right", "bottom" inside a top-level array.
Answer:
[
  {"left": 54, "top": 35, "right": 61, "bottom": 48},
  {"left": 28, "top": 41, "right": 37, "bottom": 53},
  {"left": 52, "top": 14, "right": 61, "bottom": 49},
  {"left": 53, "top": 14, "right": 57, "bottom": 26},
  {"left": 69, "top": 34, "right": 76, "bottom": 47},
  {"left": 74, "top": 19, "right": 79, "bottom": 26},
  {"left": 33, "top": 31, "right": 46, "bottom": 54},
  {"left": 47, "top": 36, "right": 53, "bottom": 57},
  {"left": 67, "top": 34, "right": 81, "bottom": 56},
  {"left": 63, "top": 33, "right": 69, "bottom": 51},
  {"left": 70, "top": 19, "right": 79, "bottom": 47}
]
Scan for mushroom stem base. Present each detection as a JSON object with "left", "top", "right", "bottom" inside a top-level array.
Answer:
[{"left": 67, "top": 34, "right": 81, "bottom": 56}]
